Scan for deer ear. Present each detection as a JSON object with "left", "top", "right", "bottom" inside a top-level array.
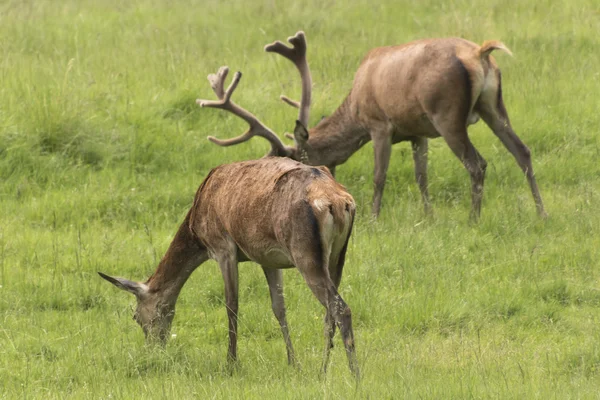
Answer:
[
  {"left": 293, "top": 120, "right": 309, "bottom": 145},
  {"left": 98, "top": 272, "right": 148, "bottom": 298}
]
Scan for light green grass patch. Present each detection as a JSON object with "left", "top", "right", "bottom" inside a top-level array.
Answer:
[{"left": 1, "top": 0, "right": 600, "bottom": 398}]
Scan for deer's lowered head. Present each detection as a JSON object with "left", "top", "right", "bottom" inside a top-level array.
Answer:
[
  {"left": 99, "top": 214, "right": 208, "bottom": 345},
  {"left": 98, "top": 272, "right": 175, "bottom": 344}
]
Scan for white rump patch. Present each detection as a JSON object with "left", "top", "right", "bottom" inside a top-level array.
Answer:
[
  {"left": 481, "top": 69, "right": 498, "bottom": 94},
  {"left": 312, "top": 198, "right": 330, "bottom": 212},
  {"left": 320, "top": 211, "right": 335, "bottom": 267}
]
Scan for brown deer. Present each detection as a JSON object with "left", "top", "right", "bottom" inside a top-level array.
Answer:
[
  {"left": 99, "top": 142, "right": 358, "bottom": 375},
  {"left": 201, "top": 31, "right": 546, "bottom": 220}
]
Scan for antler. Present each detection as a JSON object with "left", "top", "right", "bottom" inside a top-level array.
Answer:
[
  {"left": 197, "top": 66, "right": 287, "bottom": 155},
  {"left": 280, "top": 95, "right": 300, "bottom": 109},
  {"left": 265, "top": 31, "right": 312, "bottom": 128}
]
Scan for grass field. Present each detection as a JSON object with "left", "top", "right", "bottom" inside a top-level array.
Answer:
[{"left": 2, "top": 0, "right": 600, "bottom": 398}]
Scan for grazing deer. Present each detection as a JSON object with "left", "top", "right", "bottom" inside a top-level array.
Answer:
[
  {"left": 99, "top": 156, "right": 358, "bottom": 378},
  {"left": 201, "top": 31, "right": 546, "bottom": 220}
]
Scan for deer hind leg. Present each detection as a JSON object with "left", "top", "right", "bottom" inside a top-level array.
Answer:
[
  {"left": 290, "top": 217, "right": 358, "bottom": 377},
  {"left": 262, "top": 267, "right": 296, "bottom": 366},
  {"left": 433, "top": 117, "right": 487, "bottom": 221},
  {"left": 216, "top": 248, "right": 239, "bottom": 363},
  {"left": 289, "top": 202, "right": 359, "bottom": 378},
  {"left": 322, "top": 310, "right": 336, "bottom": 373},
  {"left": 476, "top": 80, "right": 547, "bottom": 218},
  {"left": 298, "top": 264, "right": 358, "bottom": 379},
  {"left": 321, "top": 219, "right": 354, "bottom": 375},
  {"left": 410, "top": 136, "right": 431, "bottom": 215}
]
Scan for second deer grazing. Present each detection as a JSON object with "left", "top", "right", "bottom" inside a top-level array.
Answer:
[
  {"left": 99, "top": 156, "right": 358, "bottom": 378},
  {"left": 201, "top": 31, "right": 546, "bottom": 221}
]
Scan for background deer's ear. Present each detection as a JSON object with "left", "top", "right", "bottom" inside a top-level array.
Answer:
[
  {"left": 98, "top": 272, "right": 149, "bottom": 298},
  {"left": 293, "top": 120, "right": 309, "bottom": 146}
]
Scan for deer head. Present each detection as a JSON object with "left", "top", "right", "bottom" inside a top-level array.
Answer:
[{"left": 98, "top": 272, "right": 175, "bottom": 344}]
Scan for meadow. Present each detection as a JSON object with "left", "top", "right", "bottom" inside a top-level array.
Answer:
[{"left": 1, "top": 0, "right": 600, "bottom": 398}]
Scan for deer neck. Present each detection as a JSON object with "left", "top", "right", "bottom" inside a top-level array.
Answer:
[
  {"left": 145, "top": 211, "right": 208, "bottom": 305},
  {"left": 306, "top": 96, "right": 370, "bottom": 168}
]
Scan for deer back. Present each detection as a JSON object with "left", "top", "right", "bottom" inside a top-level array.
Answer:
[
  {"left": 349, "top": 37, "right": 504, "bottom": 136},
  {"left": 188, "top": 158, "right": 354, "bottom": 268}
]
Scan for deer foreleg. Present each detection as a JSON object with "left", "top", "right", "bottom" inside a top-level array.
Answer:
[
  {"left": 372, "top": 133, "right": 392, "bottom": 217},
  {"left": 218, "top": 251, "right": 239, "bottom": 363},
  {"left": 411, "top": 137, "right": 431, "bottom": 214},
  {"left": 262, "top": 267, "right": 296, "bottom": 366}
]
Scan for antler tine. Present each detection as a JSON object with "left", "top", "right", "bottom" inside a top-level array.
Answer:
[
  {"left": 280, "top": 95, "right": 300, "bottom": 109},
  {"left": 207, "top": 66, "right": 229, "bottom": 99},
  {"left": 196, "top": 67, "right": 287, "bottom": 155},
  {"left": 265, "top": 31, "right": 312, "bottom": 128},
  {"left": 264, "top": 31, "right": 307, "bottom": 62},
  {"left": 197, "top": 69, "right": 242, "bottom": 109},
  {"left": 207, "top": 129, "right": 255, "bottom": 147}
]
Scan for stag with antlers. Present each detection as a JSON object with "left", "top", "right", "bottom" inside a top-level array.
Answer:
[
  {"left": 199, "top": 31, "right": 546, "bottom": 221},
  {"left": 99, "top": 153, "right": 358, "bottom": 376}
]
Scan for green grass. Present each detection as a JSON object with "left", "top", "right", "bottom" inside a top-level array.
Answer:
[{"left": 1, "top": 0, "right": 600, "bottom": 398}]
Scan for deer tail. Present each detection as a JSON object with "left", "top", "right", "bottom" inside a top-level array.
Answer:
[{"left": 479, "top": 40, "right": 513, "bottom": 58}]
